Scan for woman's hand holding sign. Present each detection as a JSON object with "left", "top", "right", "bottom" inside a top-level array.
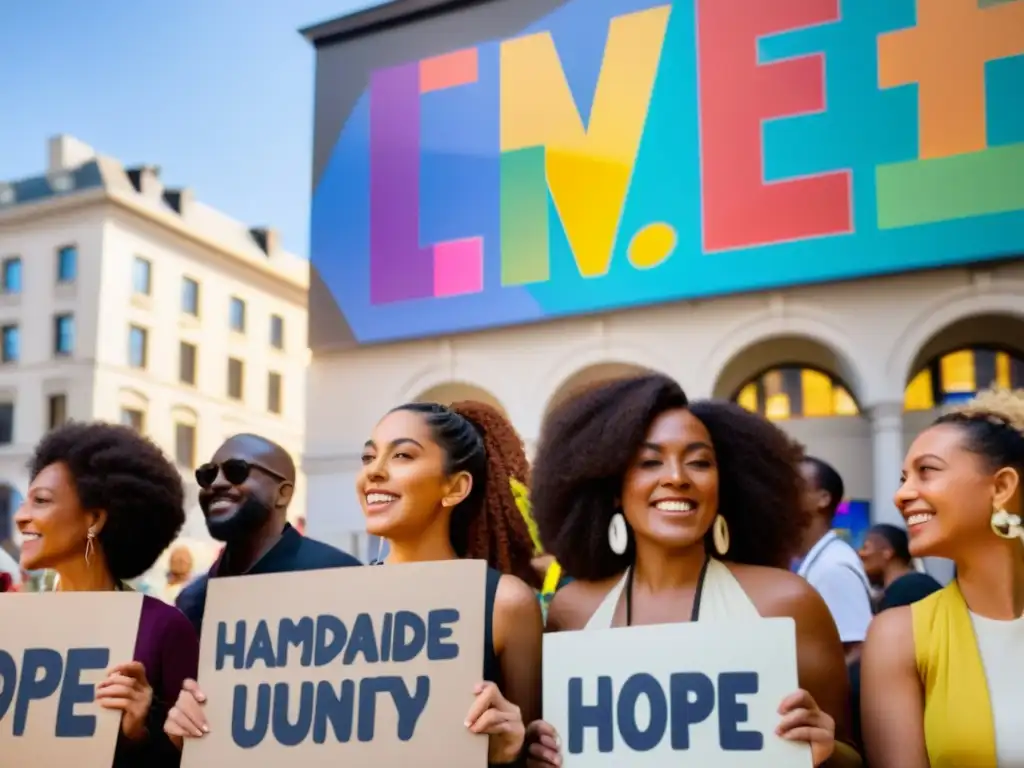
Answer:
[
  {"left": 466, "top": 680, "right": 526, "bottom": 764},
  {"left": 163, "top": 678, "right": 209, "bottom": 748},
  {"left": 95, "top": 661, "right": 153, "bottom": 741},
  {"left": 776, "top": 688, "right": 835, "bottom": 766},
  {"left": 525, "top": 719, "right": 560, "bottom": 767}
]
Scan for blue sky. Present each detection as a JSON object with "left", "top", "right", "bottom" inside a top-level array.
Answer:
[{"left": 0, "top": 0, "right": 381, "bottom": 257}]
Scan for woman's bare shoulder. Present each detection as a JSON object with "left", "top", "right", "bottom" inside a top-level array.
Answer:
[
  {"left": 546, "top": 574, "right": 623, "bottom": 631},
  {"left": 727, "top": 562, "right": 828, "bottom": 618}
]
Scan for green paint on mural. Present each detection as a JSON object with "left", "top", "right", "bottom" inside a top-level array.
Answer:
[
  {"left": 876, "top": 143, "right": 1024, "bottom": 229},
  {"left": 979, "top": 0, "right": 1018, "bottom": 8}
]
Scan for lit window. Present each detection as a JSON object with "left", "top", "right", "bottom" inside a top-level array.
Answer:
[
  {"left": 904, "top": 347, "right": 1024, "bottom": 411},
  {"left": 734, "top": 366, "right": 859, "bottom": 421}
]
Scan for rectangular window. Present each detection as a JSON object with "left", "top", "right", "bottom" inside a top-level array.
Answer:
[
  {"left": 270, "top": 314, "right": 284, "bottom": 350},
  {"left": 0, "top": 402, "right": 13, "bottom": 444},
  {"left": 181, "top": 277, "right": 199, "bottom": 316},
  {"left": 132, "top": 256, "right": 152, "bottom": 295},
  {"left": 179, "top": 341, "right": 197, "bottom": 385},
  {"left": 229, "top": 297, "right": 246, "bottom": 333},
  {"left": 120, "top": 407, "right": 145, "bottom": 432},
  {"left": 267, "top": 372, "right": 282, "bottom": 414},
  {"left": 2, "top": 257, "right": 22, "bottom": 294},
  {"left": 56, "top": 245, "right": 77, "bottom": 283},
  {"left": 48, "top": 394, "right": 67, "bottom": 430},
  {"left": 1, "top": 325, "right": 18, "bottom": 363},
  {"left": 174, "top": 423, "right": 196, "bottom": 468},
  {"left": 53, "top": 314, "right": 74, "bottom": 356},
  {"left": 227, "top": 357, "right": 244, "bottom": 400},
  {"left": 128, "top": 325, "right": 148, "bottom": 368}
]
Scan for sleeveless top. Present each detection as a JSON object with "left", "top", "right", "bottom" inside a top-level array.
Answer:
[
  {"left": 585, "top": 558, "right": 758, "bottom": 629},
  {"left": 912, "top": 581, "right": 1024, "bottom": 766},
  {"left": 373, "top": 561, "right": 502, "bottom": 685}
]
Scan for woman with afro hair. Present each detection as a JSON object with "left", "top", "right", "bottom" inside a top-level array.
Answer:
[
  {"left": 15, "top": 421, "right": 197, "bottom": 768},
  {"left": 357, "top": 399, "right": 543, "bottom": 765},
  {"left": 523, "top": 374, "right": 861, "bottom": 768}
]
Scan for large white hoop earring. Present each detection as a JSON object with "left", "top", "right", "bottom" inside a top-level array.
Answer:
[
  {"left": 85, "top": 529, "right": 96, "bottom": 567},
  {"left": 712, "top": 515, "right": 730, "bottom": 556},
  {"left": 991, "top": 507, "right": 1024, "bottom": 541},
  {"left": 608, "top": 512, "right": 628, "bottom": 556}
]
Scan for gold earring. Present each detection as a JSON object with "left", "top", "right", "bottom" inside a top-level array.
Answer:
[
  {"left": 712, "top": 515, "right": 730, "bottom": 556},
  {"left": 85, "top": 529, "right": 96, "bottom": 567},
  {"left": 990, "top": 507, "right": 1023, "bottom": 540}
]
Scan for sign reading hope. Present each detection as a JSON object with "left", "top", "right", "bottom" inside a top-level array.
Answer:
[
  {"left": 0, "top": 591, "right": 143, "bottom": 767},
  {"left": 183, "top": 560, "right": 487, "bottom": 768},
  {"left": 544, "top": 618, "right": 811, "bottom": 767}
]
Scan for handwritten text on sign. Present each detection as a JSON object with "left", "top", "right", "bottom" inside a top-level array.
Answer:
[
  {"left": 0, "top": 592, "right": 143, "bottom": 768},
  {"left": 183, "top": 560, "right": 487, "bottom": 768},
  {"left": 544, "top": 617, "right": 810, "bottom": 767}
]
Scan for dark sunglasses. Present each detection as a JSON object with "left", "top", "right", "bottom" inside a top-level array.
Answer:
[{"left": 195, "top": 458, "right": 288, "bottom": 489}]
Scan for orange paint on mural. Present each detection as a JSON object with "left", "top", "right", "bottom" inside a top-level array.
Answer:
[
  {"left": 878, "top": 0, "right": 1024, "bottom": 159},
  {"left": 420, "top": 48, "right": 479, "bottom": 93}
]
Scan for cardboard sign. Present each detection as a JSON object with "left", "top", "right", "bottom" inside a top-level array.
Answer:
[
  {"left": 544, "top": 618, "right": 811, "bottom": 767},
  {"left": 0, "top": 591, "right": 144, "bottom": 767},
  {"left": 183, "top": 560, "right": 488, "bottom": 767}
]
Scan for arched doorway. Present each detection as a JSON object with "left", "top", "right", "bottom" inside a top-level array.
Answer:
[
  {"left": 544, "top": 362, "right": 652, "bottom": 417},
  {"left": 413, "top": 381, "right": 507, "bottom": 415}
]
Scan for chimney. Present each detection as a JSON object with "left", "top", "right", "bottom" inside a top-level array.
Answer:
[
  {"left": 48, "top": 135, "right": 96, "bottom": 173},
  {"left": 250, "top": 227, "right": 278, "bottom": 256},
  {"left": 163, "top": 188, "right": 193, "bottom": 216},
  {"left": 125, "top": 165, "right": 163, "bottom": 198}
]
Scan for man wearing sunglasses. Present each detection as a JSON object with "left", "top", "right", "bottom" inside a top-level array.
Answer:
[{"left": 174, "top": 433, "right": 361, "bottom": 637}]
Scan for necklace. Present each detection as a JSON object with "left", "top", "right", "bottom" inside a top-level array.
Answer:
[{"left": 624, "top": 556, "right": 711, "bottom": 626}]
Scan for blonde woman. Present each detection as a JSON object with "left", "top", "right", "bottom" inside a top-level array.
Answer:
[{"left": 862, "top": 388, "right": 1024, "bottom": 766}]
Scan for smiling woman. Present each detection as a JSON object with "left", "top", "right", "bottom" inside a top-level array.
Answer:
[
  {"left": 357, "top": 400, "right": 543, "bottom": 766},
  {"left": 524, "top": 375, "right": 860, "bottom": 768},
  {"left": 15, "top": 421, "right": 198, "bottom": 768},
  {"left": 861, "top": 388, "right": 1024, "bottom": 768}
]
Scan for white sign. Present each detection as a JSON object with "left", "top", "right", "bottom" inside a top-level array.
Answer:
[{"left": 543, "top": 618, "right": 811, "bottom": 767}]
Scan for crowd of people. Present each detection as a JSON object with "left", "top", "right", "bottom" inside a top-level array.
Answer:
[{"left": 3, "top": 372, "right": 1023, "bottom": 767}]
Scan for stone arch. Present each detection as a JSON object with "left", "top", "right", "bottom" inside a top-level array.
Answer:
[
  {"left": 412, "top": 381, "right": 507, "bottom": 416},
  {"left": 711, "top": 333, "right": 863, "bottom": 407},
  {"left": 888, "top": 282, "right": 1024, "bottom": 388},
  {"left": 544, "top": 361, "right": 653, "bottom": 417}
]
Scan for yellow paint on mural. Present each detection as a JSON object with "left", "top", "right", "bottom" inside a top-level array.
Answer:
[
  {"left": 500, "top": 6, "right": 671, "bottom": 278},
  {"left": 628, "top": 222, "right": 676, "bottom": 269}
]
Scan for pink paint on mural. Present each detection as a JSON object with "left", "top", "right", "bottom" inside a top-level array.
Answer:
[{"left": 433, "top": 238, "right": 484, "bottom": 297}]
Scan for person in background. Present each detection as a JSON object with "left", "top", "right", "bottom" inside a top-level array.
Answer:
[
  {"left": 526, "top": 381, "right": 859, "bottom": 768},
  {"left": 15, "top": 422, "right": 197, "bottom": 767},
  {"left": 861, "top": 388, "right": 1024, "bottom": 767},
  {"left": 0, "top": 544, "right": 20, "bottom": 590},
  {"left": 359, "top": 400, "right": 543, "bottom": 765},
  {"left": 796, "top": 456, "right": 873, "bottom": 663},
  {"left": 164, "top": 433, "right": 361, "bottom": 747},
  {"left": 161, "top": 544, "right": 194, "bottom": 605},
  {"left": 858, "top": 523, "right": 941, "bottom": 612}
]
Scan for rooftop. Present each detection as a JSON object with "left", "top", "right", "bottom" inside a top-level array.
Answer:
[{"left": 0, "top": 135, "right": 307, "bottom": 288}]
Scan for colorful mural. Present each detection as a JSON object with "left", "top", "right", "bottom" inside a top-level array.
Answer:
[{"left": 310, "top": 0, "right": 1024, "bottom": 344}]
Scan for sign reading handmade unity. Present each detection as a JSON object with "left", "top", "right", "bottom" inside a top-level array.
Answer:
[
  {"left": 544, "top": 618, "right": 810, "bottom": 767},
  {"left": 183, "top": 560, "right": 487, "bottom": 767},
  {"left": 0, "top": 591, "right": 144, "bottom": 767}
]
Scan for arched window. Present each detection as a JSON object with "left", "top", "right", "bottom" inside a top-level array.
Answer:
[
  {"left": 734, "top": 366, "right": 859, "bottom": 421},
  {"left": 905, "top": 347, "right": 1024, "bottom": 411}
]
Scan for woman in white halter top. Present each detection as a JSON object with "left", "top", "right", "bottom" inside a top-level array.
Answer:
[{"left": 523, "top": 375, "right": 862, "bottom": 768}]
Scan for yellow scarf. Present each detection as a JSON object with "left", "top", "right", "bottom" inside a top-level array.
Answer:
[
  {"left": 912, "top": 580, "right": 996, "bottom": 767},
  {"left": 509, "top": 478, "right": 563, "bottom": 596}
]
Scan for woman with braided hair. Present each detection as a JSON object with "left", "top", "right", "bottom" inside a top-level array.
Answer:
[
  {"left": 358, "top": 399, "right": 542, "bottom": 766},
  {"left": 862, "top": 387, "right": 1024, "bottom": 767}
]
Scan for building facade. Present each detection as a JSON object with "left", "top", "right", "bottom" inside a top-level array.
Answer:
[
  {"left": 301, "top": 0, "right": 1024, "bottom": 568},
  {"left": 0, "top": 135, "right": 310, "bottom": 570}
]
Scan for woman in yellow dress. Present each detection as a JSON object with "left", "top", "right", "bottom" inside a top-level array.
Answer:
[{"left": 861, "top": 388, "right": 1024, "bottom": 767}]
